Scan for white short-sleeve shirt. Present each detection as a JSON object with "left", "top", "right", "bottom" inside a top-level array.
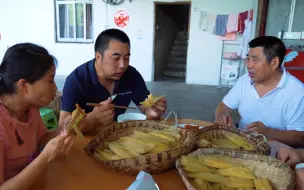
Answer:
[{"left": 223, "top": 70, "right": 304, "bottom": 131}]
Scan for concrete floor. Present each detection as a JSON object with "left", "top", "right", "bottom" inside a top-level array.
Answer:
[{"left": 55, "top": 76, "right": 240, "bottom": 123}]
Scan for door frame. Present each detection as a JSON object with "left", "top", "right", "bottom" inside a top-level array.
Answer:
[
  {"left": 255, "top": 0, "right": 269, "bottom": 37},
  {"left": 152, "top": 1, "right": 191, "bottom": 81}
]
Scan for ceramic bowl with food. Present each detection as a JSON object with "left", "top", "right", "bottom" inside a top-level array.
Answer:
[{"left": 117, "top": 113, "right": 147, "bottom": 123}]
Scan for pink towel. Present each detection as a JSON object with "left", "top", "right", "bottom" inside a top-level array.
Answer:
[
  {"left": 218, "top": 33, "right": 237, "bottom": 41},
  {"left": 226, "top": 13, "right": 238, "bottom": 33},
  {"left": 223, "top": 52, "right": 239, "bottom": 60}
]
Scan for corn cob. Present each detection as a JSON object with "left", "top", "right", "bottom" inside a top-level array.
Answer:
[
  {"left": 95, "top": 148, "right": 122, "bottom": 161},
  {"left": 111, "top": 155, "right": 122, "bottom": 160},
  {"left": 224, "top": 177, "right": 255, "bottom": 188},
  {"left": 108, "top": 143, "right": 137, "bottom": 158},
  {"left": 140, "top": 94, "right": 164, "bottom": 107},
  {"left": 217, "top": 167, "right": 256, "bottom": 179},
  {"left": 181, "top": 156, "right": 211, "bottom": 173},
  {"left": 192, "top": 179, "right": 211, "bottom": 190},
  {"left": 212, "top": 138, "right": 241, "bottom": 149},
  {"left": 133, "top": 131, "right": 170, "bottom": 144},
  {"left": 254, "top": 178, "right": 273, "bottom": 190},
  {"left": 156, "top": 129, "right": 181, "bottom": 140},
  {"left": 220, "top": 184, "right": 235, "bottom": 190},
  {"left": 198, "top": 155, "right": 239, "bottom": 168},
  {"left": 187, "top": 172, "right": 229, "bottom": 184},
  {"left": 225, "top": 132, "right": 256, "bottom": 151},
  {"left": 211, "top": 183, "right": 221, "bottom": 190},
  {"left": 148, "top": 140, "right": 171, "bottom": 153},
  {"left": 96, "top": 148, "right": 115, "bottom": 160},
  {"left": 149, "top": 132, "right": 176, "bottom": 144},
  {"left": 117, "top": 138, "right": 155, "bottom": 154},
  {"left": 70, "top": 104, "right": 86, "bottom": 139}
]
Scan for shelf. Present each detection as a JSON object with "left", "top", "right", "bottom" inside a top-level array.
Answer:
[{"left": 223, "top": 41, "right": 241, "bottom": 45}]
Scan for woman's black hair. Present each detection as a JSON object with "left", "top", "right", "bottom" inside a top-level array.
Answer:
[{"left": 0, "top": 43, "right": 57, "bottom": 95}]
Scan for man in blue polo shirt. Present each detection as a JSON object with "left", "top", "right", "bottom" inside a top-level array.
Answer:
[
  {"left": 59, "top": 29, "right": 167, "bottom": 131},
  {"left": 215, "top": 36, "right": 304, "bottom": 147}
]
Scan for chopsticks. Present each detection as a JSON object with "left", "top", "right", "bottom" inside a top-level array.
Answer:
[
  {"left": 86, "top": 103, "right": 137, "bottom": 110},
  {"left": 48, "top": 113, "right": 77, "bottom": 161},
  {"left": 49, "top": 104, "right": 85, "bottom": 161}
]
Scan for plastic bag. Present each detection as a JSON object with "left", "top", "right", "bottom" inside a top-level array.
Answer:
[{"left": 127, "top": 171, "right": 159, "bottom": 190}]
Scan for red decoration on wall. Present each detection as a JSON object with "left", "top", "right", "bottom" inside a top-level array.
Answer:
[{"left": 114, "top": 10, "right": 129, "bottom": 27}]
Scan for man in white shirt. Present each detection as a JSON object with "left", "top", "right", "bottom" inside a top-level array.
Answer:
[{"left": 215, "top": 36, "right": 304, "bottom": 147}]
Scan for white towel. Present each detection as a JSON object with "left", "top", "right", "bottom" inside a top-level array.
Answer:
[
  {"left": 238, "top": 19, "right": 252, "bottom": 59},
  {"left": 199, "top": 11, "right": 208, "bottom": 31},
  {"left": 206, "top": 13, "right": 217, "bottom": 34},
  {"left": 199, "top": 11, "right": 216, "bottom": 34}
]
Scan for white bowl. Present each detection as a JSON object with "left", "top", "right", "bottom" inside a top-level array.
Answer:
[{"left": 117, "top": 113, "right": 147, "bottom": 123}]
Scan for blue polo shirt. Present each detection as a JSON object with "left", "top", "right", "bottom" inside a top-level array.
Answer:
[
  {"left": 61, "top": 59, "right": 150, "bottom": 120},
  {"left": 223, "top": 69, "right": 304, "bottom": 131}
]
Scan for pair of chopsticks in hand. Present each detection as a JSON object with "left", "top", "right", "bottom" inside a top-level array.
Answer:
[
  {"left": 86, "top": 103, "right": 136, "bottom": 110},
  {"left": 49, "top": 102, "right": 135, "bottom": 161},
  {"left": 86, "top": 91, "right": 136, "bottom": 109},
  {"left": 48, "top": 112, "right": 81, "bottom": 161},
  {"left": 49, "top": 104, "right": 86, "bottom": 161}
]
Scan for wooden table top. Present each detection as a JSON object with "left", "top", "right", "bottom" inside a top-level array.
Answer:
[{"left": 31, "top": 119, "right": 290, "bottom": 190}]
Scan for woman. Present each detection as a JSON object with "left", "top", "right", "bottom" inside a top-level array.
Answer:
[
  {"left": 0, "top": 43, "right": 75, "bottom": 189},
  {"left": 277, "top": 148, "right": 304, "bottom": 190}
]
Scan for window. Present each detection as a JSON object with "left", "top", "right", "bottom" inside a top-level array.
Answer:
[{"left": 55, "top": 0, "right": 93, "bottom": 43}]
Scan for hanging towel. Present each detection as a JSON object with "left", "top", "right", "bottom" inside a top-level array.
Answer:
[
  {"left": 238, "top": 19, "right": 253, "bottom": 59},
  {"left": 226, "top": 13, "right": 239, "bottom": 33},
  {"left": 238, "top": 11, "right": 248, "bottom": 33},
  {"left": 199, "top": 11, "right": 216, "bottom": 34},
  {"left": 218, "top": 33, "right": 237, "bottom": 41},
  {"left": 249, "top": 9, "right": 254, "bottom": 21},
  {"left": 213, "top": 14, "right": 229, "bottom": 36},
  {"left": 206, "top": 13, "right": 217, "bottom": 34},
  {"left": 199, "top": 11, "right": 208, "bottom": 30}
]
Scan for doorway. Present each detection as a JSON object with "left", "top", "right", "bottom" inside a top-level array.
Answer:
[{"left": 153, "top": 2, "right": 191, "bottom": 82}]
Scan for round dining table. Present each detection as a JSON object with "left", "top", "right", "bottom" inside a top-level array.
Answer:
[{"left": 31, "top": 119, "right": 292, "bottom": 190}]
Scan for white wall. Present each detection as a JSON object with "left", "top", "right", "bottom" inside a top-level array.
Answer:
[
  {"left": 0, "top": 0, "right": 188, "bottom": 82},
  {"left": 186, "top": 0, "right": 258, "bottom": 85},
  {"left": 0, "top": 0, "right": 257, "bottom": 85},
  {"left": 0, "top": 0, "right": 95, "bottom": 77}
]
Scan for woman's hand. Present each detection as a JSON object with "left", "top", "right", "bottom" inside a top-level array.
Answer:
[
  {"left": 41, "top": 115, "right": 76, "bottom": 162},
  {"left": 41, "top": 130, "right": 75, "bottom": 163}
]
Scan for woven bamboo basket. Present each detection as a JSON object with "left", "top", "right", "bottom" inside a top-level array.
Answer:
[
  {"left": 176, "top": 148, "right": 295, "bottom": 190},
  {"left": 197, "top": 124, "right": 271, "bottom": 155},
  {"left": 44, "top": 91, "right": 62, "bottom": 118},
  {"left": 84, "top": 120, "right": 196, "bottom": 174}
]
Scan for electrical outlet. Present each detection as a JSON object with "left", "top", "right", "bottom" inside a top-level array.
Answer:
[
  {"left": 278, "top": 31, "right": 302, "bottom": 40},
  {"left": 291, "top": 32, "right": 301, "bottom": 39},
  {"left": 301, "top": 32, "right": 304, "bottom": 39}
]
